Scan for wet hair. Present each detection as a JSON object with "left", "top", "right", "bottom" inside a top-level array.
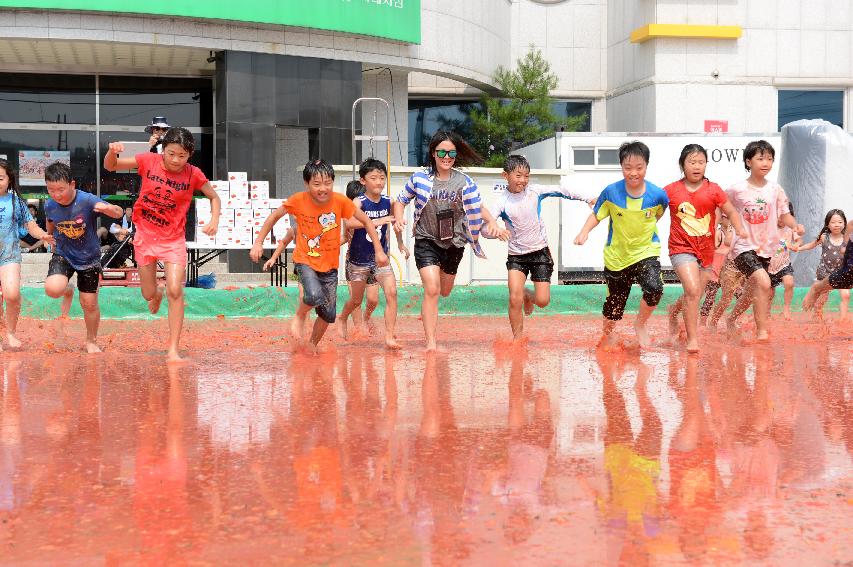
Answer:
[
  {"left": 503, "top": 154, "right": 530, "bottom": 173},
  {"left": 44, "top": 161, "right": 73, "bottom": 184},
  {"left": 0, "top": 159, "right": 17, "bottom": 192},
  {"left": 345, "top": 180, "right": 365, "bottom": 200},
  {"left": 160, "top": 127, "right": 195, "bottom": 154},
  {"left": 743, "top": 140, "right": 775, "bottom": 171},
  {"left": 618, "top": 141, "right": 650, "bottom": 165},
  {"left": 359, "top": 157, "right": 387, "bottom": 179},
  {"left": 678, "top": 143, "right": 708, "bottom": 172},
  {"left": 426, "top": 130, "right": 483, "bottom": 174},
  {"left": 302, "top": 159, "right": 335, "bottom": 182},
  {"left": 818, "top": 208, "right": 847, "bottom": 238}
]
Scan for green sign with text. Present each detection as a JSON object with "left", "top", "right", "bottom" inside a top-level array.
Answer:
[{"left": 0, "top": 0, "right": 421, "bottom": 43}]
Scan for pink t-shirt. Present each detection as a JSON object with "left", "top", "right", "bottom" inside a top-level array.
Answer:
[
  {"left": 726, "top": 180, "right": 790, "bottom": 258},
  {"left": 134, "top": 152, "right": 208, "bottom": 241}
]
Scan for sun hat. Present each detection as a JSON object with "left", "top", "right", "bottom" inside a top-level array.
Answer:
[{"left": 145, "top": 116, "right": 171, "bottom": 134}]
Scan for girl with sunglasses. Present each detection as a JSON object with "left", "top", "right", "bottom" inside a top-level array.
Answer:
[{"left": 393, "top": 131, "right": 506, "bottom": 351}]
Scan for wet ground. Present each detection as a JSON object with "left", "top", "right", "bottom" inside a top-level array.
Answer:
[{"left": 1, "top": 314, "right": 853, "bottom": 566}]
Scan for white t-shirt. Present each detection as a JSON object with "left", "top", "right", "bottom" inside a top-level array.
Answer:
[
  {"left": 726, "top": 179, "right": 790, "bottom": 258},
  {"left": 489, "top": 180, "right": 587, "bottom": 255}
]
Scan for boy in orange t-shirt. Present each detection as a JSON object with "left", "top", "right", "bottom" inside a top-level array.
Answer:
[{"left": 251, "top": 160, "right": 388, "bottom": 347}]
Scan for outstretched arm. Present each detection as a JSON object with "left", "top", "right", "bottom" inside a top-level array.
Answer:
[
  {"left": 103, "top": 142, "right": 140, "bottom": 172},
  {"left": 250, "top": 207, "right": 287, "bottom": 263},
  {"left": 574, "top": 213, "right": 601, "bottom": 246}
]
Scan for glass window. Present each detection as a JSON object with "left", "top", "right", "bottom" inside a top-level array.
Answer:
[
  {"left": 778, "top": 90, "right": 843, "bottom": 130},
  {"left": 0, "top": 129, "right": 97, "bottom": 194},
  {"left": 99, "top": 76, "right": 213, "bottom": 128},
  {"left": 597, "top": 148, "right": 619, "bottom": 166},
  {"left": 551, "top": 100, "right": 592, "bottom": 132},
  {"left": 0, "top": 74, "right": 96, "bottom": 124},
  {"left": 573, "top": 148, "right": 594, "bottom": 166}
]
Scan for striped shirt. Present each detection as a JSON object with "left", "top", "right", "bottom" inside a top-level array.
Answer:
[{"left": 397, "top": 168, "right": 485, "bottom": 257}]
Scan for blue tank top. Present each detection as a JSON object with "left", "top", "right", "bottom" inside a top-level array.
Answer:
[{"left": 348, "top": 194, "right": 390, "bottom": 265}]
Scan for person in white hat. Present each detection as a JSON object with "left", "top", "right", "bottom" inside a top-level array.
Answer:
[{"left": 145, "top": 116, "right": 170, "bottom": 154}]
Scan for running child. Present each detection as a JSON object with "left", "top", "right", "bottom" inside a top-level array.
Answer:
[
  {"left": 0, "top": 159, "right": 54, "bottom": 350},
  {"left": 664, "top": 144, "right": 746, "bottom": 352},
  {"left": 42, "top": 162, "right": 124, "bottom": 353},
  {"left": 573, "top": 141, "right": 669, "bottom": 349},
  {"left": 723, "top": 140, "right": 803, "bottom": 341},
  {"left": 799, "top": 209, "right": 851, "bottom": 320},
  {"left": 487, "top": 154, "right": 592, "bottom": 341},
  {"left": 103, "top": 127, "right": 221, "bottom": 362},
  {"left": 249, "top": 159, "right": 388, "bottom": 349},
  {"left": 338, "top": 159, "right": 409, "bottom": 348},
  {"left": 339, "top": 179, "right": 380, "bottom": 337},
  {"left": 766, "top": 203, "right": 799, "bottom": 320}
]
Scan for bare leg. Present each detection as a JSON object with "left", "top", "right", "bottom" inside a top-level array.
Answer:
[
  {"left": 338, "top": 280, "right": 367, "bottom": 340},
  {"left": 162, "top": 263, "right": 186, "bottom": 362},
  {"left": 709, "top": 264, "right": 742, "bottom": 328},
  {"left": 0, "top": 263, "right": 23, "bottom": 348},
  {"left": 634, "top": 299, "right": 655, "bottom": 348},
  {"left": 78, "top": 291, "right": 101, "bottom": 353},
  {"left": 45, "top": 274, "right": 74, "bottom": 318},
  {"left": 672, "top": 261, "right": 707, "bottom": 352},
  {"left": 728, "top": 269, "right": 771, "bottom": 340},
  {"left": 377, "top": 273, "right": 400, "bottom": 349},
  {"left": 507, "top": 269, "right": 528, "bottom": 340},
  {"left": 782, "top": 275, "right": 795, "bottom": 320},
  {"left": 308, "top": 318, "right": 330, "bottom": 348},
  {"left": 363, "top": 284, "right": 379, "bottom": 334},
  {"left": 840, "top": 289, "right": 850, "bottom": 321},
  {"left": 803, "top": 277, "right": 832, "bottom": 312},
  {"left": 419, "top": 265, "right": 456, "bottom": 351},
  {"left": 138, "top": 262, "right": 164, "bottom": 315}
]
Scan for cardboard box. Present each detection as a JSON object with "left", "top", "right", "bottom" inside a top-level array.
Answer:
[
  {"left": 229, "top": 181, "right": 249, "bottom": 200},
  {"left": 253, "top": 227, "right": 273, "bottom": 247},
  {"left": 227, "top": 172, "right": 247, "bottom": 182},
  {"left": 209, "top": 180, "right": 229, "bottom": 192},
  {"left": 194, "top": 231, "right": 216, "bottom": 247},
  {"left": 250, "top": 180, "right": 270, "bottom": 200},
  {"left": 268, "top": 199, "right": 285, "bottom": 209},
  {"left": 215, "top": 227, "right": 234, "bottom": 246},
  {"left": 253, "top": 208, "right": 272, "bottom": 220},
  {"left": 233, "top": 208, "right": 253, "bottom": 221},
  {"left": 252, "top": 199, "right": 271, "bottom": 210}
]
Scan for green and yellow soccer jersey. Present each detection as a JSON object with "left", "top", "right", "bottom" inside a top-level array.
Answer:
[{"left": 593, "top": 179, "right": 669, "bottom": 272}]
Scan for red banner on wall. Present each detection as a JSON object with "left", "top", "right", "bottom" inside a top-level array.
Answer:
[{"left": 704, "top": 120, "right": 729, "bottom": 133}]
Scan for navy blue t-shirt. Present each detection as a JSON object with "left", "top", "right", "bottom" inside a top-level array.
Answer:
[
  {"left": 348, "top": 194, "right": 390, "bottom": 266},
  {"left": 45, "top": 190, "right": 107, "bottom": 270}
]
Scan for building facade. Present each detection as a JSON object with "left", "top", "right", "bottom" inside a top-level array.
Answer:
[{"left": 0, "top": 0, "right": 849, "bottom": 191}]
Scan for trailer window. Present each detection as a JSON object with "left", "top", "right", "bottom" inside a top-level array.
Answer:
[
  {"left": 597, "top": 148, "right": 619, "bottom": 166},
  {"left": 573, "top": 148, "right": 594, "bottom": 166}
]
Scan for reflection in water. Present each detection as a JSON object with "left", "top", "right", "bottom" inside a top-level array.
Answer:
[{"left": 0, "top": 335, "right": 851, "bottom": 565}]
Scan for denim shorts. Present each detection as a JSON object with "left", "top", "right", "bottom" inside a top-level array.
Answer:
[
  {"left": 345, "top": 260, "right": 393, "bottom": 285},
  {"left": 670, "top": 252, "right": 711, "bottom": 270},
  {"left": 295, "top": 263, "right": 338, "bottom": 323}
]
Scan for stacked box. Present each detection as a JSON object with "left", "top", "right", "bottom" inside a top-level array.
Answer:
[
  {"left": 215, "top": 226, "right": 234, "bottom": 247},
  {"left": 253, "top": 226, "right": 273, "bottom": 247},
  {"left": 250, "top": 180, "right": 269, "bottom": 200},
  {"left": 228, "top": 171, "right": 248, "bottom": 182},
  {"left": 229, "top": 180, "right": 249, "bottom": 200},
  {"left": 209, "top": 180, "right": 230, "bottom": 202}
]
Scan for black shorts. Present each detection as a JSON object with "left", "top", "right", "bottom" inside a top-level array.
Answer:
[
  {"left": 414, "top": 238, "right": 465, "bottom": 275},
  {"left": 769, "top": 264, "right": 793, "bottom": 288},
  {"left": 733, "top": 250, "right": 771, "bottom": 278},
  {"left": 603, "top": 257, "right": 663, "bottom": 321},
  {"left": 506, "top": 247, "right": 554, "bottom": 283},
  {"left": 48, "top": 254, "right": 101, "bottom": 294},
  {"left": 828, "top": 241, "right": 853, "bottom": 289}
]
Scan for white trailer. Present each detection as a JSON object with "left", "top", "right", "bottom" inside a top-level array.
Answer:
[{"left": 520, "top": 132, "right": 782, "bottom": 280}]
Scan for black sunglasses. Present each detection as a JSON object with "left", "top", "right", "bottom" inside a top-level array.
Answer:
[{"left": 435, "top": 149, "right": 458, "bottom": 159}]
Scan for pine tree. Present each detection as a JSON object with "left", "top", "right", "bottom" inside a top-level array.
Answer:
[{"left": 471, "top": 47, "right": 587, "bottom": 167}]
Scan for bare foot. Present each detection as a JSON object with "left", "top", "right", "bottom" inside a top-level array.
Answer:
[
  {"left": 6, "top": 333, "right": 21, "bottom": 349},
  {"left": 633, "top": 322, "right": 651, "bottom": 348},
  {"left": 783, "top": 310, "right": 792, "bottom": 321},
  {"left": 60, "top": 286, "right": 74, "bottom": 318},
  {"left": 166, "top": 348, "right": 185, "bottom": 363},
  {"left": 364, "top": 320, "right": 377, "bottom": 337},
  {"left": 756, "top": 331, "right": 770, "bottom": 342},
  {"left": 425, "top": 340, "right": 438, "bottom": 352},
  {"left": 147, "top": 287, "right": 164, "bottom": 314},
  {"left": 523, "top": 290, "right": 534, "bottom": 316},
  {"left": 85, "top": 341, "right": 102, "bottom": 354},
  {"left": 290, "top": 316, "right": 305, "bottom": 341},
  {"left": 596, "top": 332, "right": 621, "bottom": 351},
  {"left": 686, "top": 339, "right": 700, "bottom": 353},
  {"left": 338, "top": 316, "right": 349, "bottom": 339},
  {"left": 385, "top": 336, "right": 402, "bottom": 350}
]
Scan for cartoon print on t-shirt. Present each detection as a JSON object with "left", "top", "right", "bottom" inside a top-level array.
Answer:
[
  {"left": 56, "top": 215, "right": 86, "bottom": 239},
  {"left": 742, "top": 198, "right": 769, "bottom": 225},
  {"left": 677, "top": 202, "right": 711, "bottom": 237},
  {"left": 304, "top": 233, "right": 322, "bottom": 257},
  {"left": 319, "top": 212, "right": 337, "bottom": 233}
]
